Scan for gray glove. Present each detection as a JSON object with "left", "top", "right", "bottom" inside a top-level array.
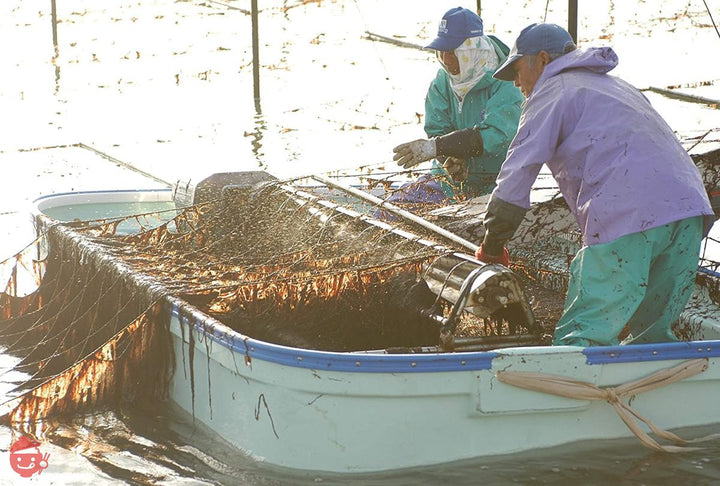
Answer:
[{"left": 392, "top": 138, "right": 437, "bottom": 168}]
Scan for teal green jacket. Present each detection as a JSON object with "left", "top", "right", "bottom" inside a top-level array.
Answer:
[{"left": 424, "top": 36, "right": 524, "bottom": 198}]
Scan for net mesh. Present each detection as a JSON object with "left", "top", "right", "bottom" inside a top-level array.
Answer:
[{"left": 0, "top": 177, "right": 539, "bottom": 425}]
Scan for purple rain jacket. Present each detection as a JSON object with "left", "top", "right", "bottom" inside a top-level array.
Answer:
[{"left": 481, "top": 46, "right": 713, "bottom": 254}]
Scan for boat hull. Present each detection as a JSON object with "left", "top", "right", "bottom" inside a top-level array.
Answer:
[
  {"left": 167, "top": 297, "right": 720, "bottom": 472},
  {"left": 28, "top": 188, "right": 720, "bottom": 473}
]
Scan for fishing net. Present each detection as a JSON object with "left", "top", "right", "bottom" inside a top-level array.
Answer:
[
  {"left": 0, "top": 175, "right": 543, "bottom": 426},
  {"left": 0, "top": 225, "right": 174, "bottom": 426}
]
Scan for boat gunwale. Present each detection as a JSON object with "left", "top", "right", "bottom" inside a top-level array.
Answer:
[
  {"left": 167, "top": 296, "right": 720, "bottom": 372},
  {"left": 166, "top": 296, "right": 500, "bottom": 372},
  {"left": 32, "top": 188, "right": 174, "bottom": 213}
]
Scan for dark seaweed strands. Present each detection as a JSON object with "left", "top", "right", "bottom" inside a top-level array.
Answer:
[
  {"left": 95, "top": 187, "right": 452, "bottom": 351},
  {"left": 0, "top": 223, "right": 174, "bottom": 424}
]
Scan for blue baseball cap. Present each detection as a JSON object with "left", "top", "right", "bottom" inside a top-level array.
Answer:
[
  {"left": 493, "top": 23, "right": 576, "bottom": 81},
  {"left": 425, "top": 7, "right": 484, "bottom": 51}
]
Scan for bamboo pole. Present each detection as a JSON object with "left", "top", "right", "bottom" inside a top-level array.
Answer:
[
  {"left": 310, "top": 174, "right": 479, "bottom": 253},
  {"left": 645, "top": 86, "right": 720, "bottom": 107},
  {"left": 50, "top": 0, "right": 58, "bottom": 57},
  {"left": 251, "top": 0, "right": 260, "bottom": 106},
  {"left": 364, "top": 32, "right": 425, "bottom": 51},
  {"left": 568, "top": 0, "right": 578, "bottom": 43}
]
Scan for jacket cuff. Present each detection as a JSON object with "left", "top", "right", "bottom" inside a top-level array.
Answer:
[
  {"left": 435, "top": 127, "right": 484, "bottom": 159},
  {"left": 481, "top": 196, "right": 527, "bottom": 254}
]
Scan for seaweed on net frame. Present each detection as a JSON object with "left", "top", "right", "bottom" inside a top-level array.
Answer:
[
  {"left": 0, "top": 176, "right": 560, "bottom": 426},
  {"left": 108, "top": 181, "right": 453, "bottom": 351},
  {"left": 0, "top": 180, "right": 452, "bottom": 425}
]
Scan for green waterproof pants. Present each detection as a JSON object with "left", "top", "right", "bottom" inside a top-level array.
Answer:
[{"left": 554, "top": 216, "right": 703, "bottom": 347}]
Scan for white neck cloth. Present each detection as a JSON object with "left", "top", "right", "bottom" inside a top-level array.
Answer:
[{"left": 445, "top": 35, "right": 500, "bottom": 105}]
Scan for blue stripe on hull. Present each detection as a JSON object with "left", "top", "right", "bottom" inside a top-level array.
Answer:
[{"left": 583, "top": 341, "right": 720, "bottom": 364}]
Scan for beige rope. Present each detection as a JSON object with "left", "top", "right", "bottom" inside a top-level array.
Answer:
[{"left": 496, "top": 358, "right": 718, "bottom": 452}]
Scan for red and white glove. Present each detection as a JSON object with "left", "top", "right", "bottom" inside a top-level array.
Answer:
[{"left": 475, "top": 244, "right": 510, "bottom": 267}]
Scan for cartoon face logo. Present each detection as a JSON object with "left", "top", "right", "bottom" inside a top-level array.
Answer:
[{"left": 9, "top": 435, "right": 50, "bottom": 478}]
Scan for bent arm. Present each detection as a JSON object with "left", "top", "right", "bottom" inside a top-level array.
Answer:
[
  {"left": 481, "top": 196, "right": 527, "bottom": 254},
  {"left": 482, "top": 80, "right": 570, "bottom": 248}
]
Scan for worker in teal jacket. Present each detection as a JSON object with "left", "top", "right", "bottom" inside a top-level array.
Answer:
[{"left": 392, "top": 7, "right": 524, "bottom": 201}]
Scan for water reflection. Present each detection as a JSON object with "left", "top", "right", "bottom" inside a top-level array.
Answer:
[
  {"left": 12, "top": 405, "right": 719, "bottom": 485},
  {"left": 252, "top": 110, "right": 268, "bottom": 170}
]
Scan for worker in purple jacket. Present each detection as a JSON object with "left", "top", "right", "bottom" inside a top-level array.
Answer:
[{"left": 476, "top": 23, "right": 714, "bottom": 346}]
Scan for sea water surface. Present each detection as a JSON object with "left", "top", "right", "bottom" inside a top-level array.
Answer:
[{"left": 1, "top": 0, "right": 720, "bottom": 484}]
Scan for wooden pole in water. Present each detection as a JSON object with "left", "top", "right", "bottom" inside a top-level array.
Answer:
[
  {"left": 568, "top": 0, "right": 578, "bottom": 43},
  {"left": 50, "top": 0, "right": 58, "bottom": 57},
  {"left": 251, "top": 0, "right": 260, "bottom": 107},
  {"left": 476, "top": 1, "right": 481, "bottom": 16}
]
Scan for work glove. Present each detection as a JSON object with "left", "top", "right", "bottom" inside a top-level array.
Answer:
[
  {"left": 475, "top": 244, "right": 510, "bottom": 267},
  {"left": 393, "top": 138, "right": 437, "bottom": 169},
  {"left": 442, "top": 157, "right": 468, "bottom": 182}
]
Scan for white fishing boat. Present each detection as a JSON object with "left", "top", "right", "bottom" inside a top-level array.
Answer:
[
  {"left": 1, "top": 0, "right": 719, "bottom": 477},
  {"left": 3, "top": 137, "right": 719, "bottom": 472}
]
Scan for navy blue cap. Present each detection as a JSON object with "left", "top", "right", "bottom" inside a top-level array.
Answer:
[
  {"left": 493, "top": 23, "right": 576, "bottom": 81},
  {"left": 425, "top": 7, "right": 483, "bottom": 51}
]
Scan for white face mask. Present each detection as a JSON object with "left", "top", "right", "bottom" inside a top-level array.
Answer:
[{"left": 444, "top": 35, "right": 500, "bottom": 103}]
